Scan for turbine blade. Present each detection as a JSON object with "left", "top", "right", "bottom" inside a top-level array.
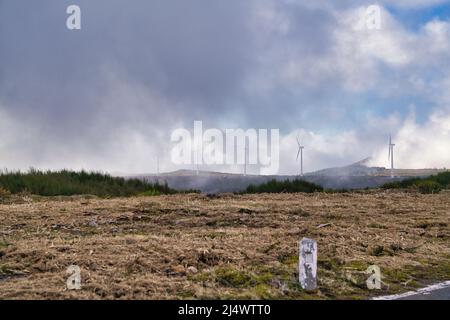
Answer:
[{"left": 297, "top": 148, "right": 301, "bottom": 160}]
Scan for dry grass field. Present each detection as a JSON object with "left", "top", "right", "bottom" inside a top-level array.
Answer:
[{"left": 0, "top": 191, "right": 449, "bottom": 300}]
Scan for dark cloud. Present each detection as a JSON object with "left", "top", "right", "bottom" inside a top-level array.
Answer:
[
  {"left": 0, "top": 1, "right": 256, "bottom": 124},
  {"left": 0, "top": 1, "right": 447, "bottom": 172}
]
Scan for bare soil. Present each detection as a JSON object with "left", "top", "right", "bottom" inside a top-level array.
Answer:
[{"left": 0, "top": 191, "right": 449, "bottom": 300}]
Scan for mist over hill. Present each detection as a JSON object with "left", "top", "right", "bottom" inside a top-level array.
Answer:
[{"left": 125, "top": 159, "right": 445, "bottom": 193}]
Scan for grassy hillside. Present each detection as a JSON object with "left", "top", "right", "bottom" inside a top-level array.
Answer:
[
  {"left": 243, "top": 178, "right": 324, "bottom": 194},
  {"left": 0, "top": 169, "right": 183, "bottom": 197},
  {"left": 382, "top": 171, "right": 450, "bottom": 194}
]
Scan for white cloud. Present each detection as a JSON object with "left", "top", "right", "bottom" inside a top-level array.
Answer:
[
  {"left": 277, "top": 104, "right": 450, "bottom": 174},
  {"left": 421, "top": 19, "right": 450, "bottom": 56},
  {"left": 248, "top": 4, "right": 417, "bottom": 93},
  {"left": 371, "top": 110, "right": 450, "bottom": 169},
  {"left": 384, "top": 0, "right": 450, "bottom": 9},
  {"left": 1, "top": 1, "right": 450, "bottom": 174}
]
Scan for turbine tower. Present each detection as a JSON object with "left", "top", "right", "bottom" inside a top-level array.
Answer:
[
  {"left": 156, "top": 156, "right": 160, "bottom": 177},
  {"left": 194, "top": 144, "right": 200, "bottom": 176},
  {"left": 296, "top": 136, "right": 305, "bottom": 177},
  {"left": 388, "top": 135, "right": 395, "bottom": 178},
  {"left": 196, "top": 152, "right": 200, "bottom": 176},
  {"left": 244, "top": 142, "right": 248, "bottom": 176}
]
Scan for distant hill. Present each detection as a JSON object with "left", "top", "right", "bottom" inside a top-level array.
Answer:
[
  {"left": 308, "top": 157, "right": 445, "bottom": 178},
  {"left": 124, "top": 158, "right": 446, "bottom": 193},
  {"left": 308, "top": 157, "right": 385, "bottom": 177}
]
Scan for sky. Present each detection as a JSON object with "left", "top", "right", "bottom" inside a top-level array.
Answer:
[{"left": 0, "top": 0, "right": 449, "bottom": 175}]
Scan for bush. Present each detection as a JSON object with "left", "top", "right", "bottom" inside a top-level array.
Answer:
[
  {"left": 382, "top": 171, "right": 449, "bottom": 193},
  {"left": 0, "top": 169, "right": 181, "bottom": 197},
  {"left": 0, "top": 187, "right": 11, "bottom": 199},
  {"left": 242, "top": 179, "right": 323, "bottom": 194},
  {"left": 415, "top": 181, "right": 442, "bottom": 194},
  {"left": 434, "top": 171, "right": 450, "bottom": 187}
]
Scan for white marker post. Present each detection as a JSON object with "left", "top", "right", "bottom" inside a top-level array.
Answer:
[
  {"left": 366, "top": 265, "right": 382, "bottom": 290},
  {"left": 66, "top": 265, "right": 81, "bottom": 290},
  {"left": 299, "top": 238, "right": 317, "bottom": 291}
]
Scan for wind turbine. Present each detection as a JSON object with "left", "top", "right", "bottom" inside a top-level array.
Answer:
[
  {"left": 296, "top": 136, "right": 305, "bottom": 177},
  {"left": 388, "top": 135, "right": 395, "bottom": 178}
]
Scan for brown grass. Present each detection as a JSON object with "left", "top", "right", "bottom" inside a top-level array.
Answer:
[{"left": 0, "top": 190, "right": 449, "bottom": 300}]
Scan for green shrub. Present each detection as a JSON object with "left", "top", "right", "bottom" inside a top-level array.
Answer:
[
  {"left": 242, "top": 179, "right": 323, "bottom": 194},
  {"left": 434, "top": 171, "right": 450, "bottom": 187},
  {"left": 382, "top": 171, "right": 449, "bottom": 193},
  {"left": 415, "top": 181, "right": 442, "bottom": 194},
  {"left": 215, "top": 267, "right": 254, "bottom": 287},
  {"left": 0, "top": 187, "right": 11, "bottom": 199},
  {"left": 0, "top": 169, "right": 181, "bottom": 197}
]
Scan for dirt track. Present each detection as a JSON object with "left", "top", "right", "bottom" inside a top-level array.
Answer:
[{"left": 0, "top": 191, "right": 449, "bottom": 299}]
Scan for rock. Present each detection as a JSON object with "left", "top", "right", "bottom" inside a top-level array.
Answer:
[{"left": 187, "top": 266, "right": 198, "bottom": 274}]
